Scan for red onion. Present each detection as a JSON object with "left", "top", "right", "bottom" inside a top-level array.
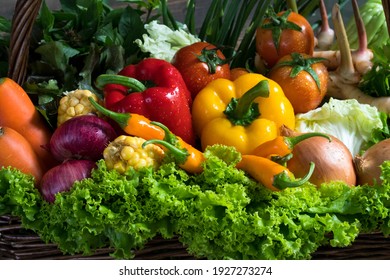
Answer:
[
  {"left": 40, "top": 159, "right": 96, "bottom": 203},
  {"left": 50, "top": 115, "right": 117, "bottom": 162}
]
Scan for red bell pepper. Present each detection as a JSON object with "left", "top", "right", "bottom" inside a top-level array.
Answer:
[{"left": 96, "top": 58, "right": 196, "bottom": 145}]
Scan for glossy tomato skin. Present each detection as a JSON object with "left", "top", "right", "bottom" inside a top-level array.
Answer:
[
  {"left": 268, "top": 53, "right": 328, "bottom": 114},
  {"left": 172, "top": 42, "right": 231, "bottom": 99},
  {"left": 256, "top": 11, "right": 315, "bottom": 69},
  {"left": 230, "top": 67, "right": 249, "bottom": 81}
]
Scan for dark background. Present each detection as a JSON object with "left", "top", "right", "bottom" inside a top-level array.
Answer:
[{"left": 1, "top": 0, "right": 366, "bottom": 28}]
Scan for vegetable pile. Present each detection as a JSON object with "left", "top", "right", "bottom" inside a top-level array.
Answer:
[
  {"left": 1, "top": 0, "right": 390, "bottom": 260},
  {"left": 2, "top": 149, "right": 390, "bottom": 259}
]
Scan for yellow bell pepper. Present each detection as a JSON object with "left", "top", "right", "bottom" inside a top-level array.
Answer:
[{"left": 192, "top": 73, "right": 295, "bottom": 155}]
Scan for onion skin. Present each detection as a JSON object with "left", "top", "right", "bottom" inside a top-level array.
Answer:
[
  {"left": 40, "top": 160, "right": 96, "bottom": 203},
  {"left": 354, "top": 139, "right": 390, "bottom": 186},
  {"left": 50, "top": 115, "right": 117, "bottom": 162},
  {"left": 282, "top": 127, "right": 356, "bottom": 186}
]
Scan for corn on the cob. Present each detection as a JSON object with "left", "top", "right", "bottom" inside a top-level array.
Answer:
[
  {"left": 103, "top": 135, "right": 165, "bottom": 173},
  {"left": 57, "top": 89, "right": 101, "bottom": 126}
]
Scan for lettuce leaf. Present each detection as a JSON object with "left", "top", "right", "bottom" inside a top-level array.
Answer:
[
  {"left": 1, "top": 145, "right": 390, "bottom": 259},
  {"left": 295, "top": 98, "right": 383, "bottom": 156},
  {"left": 134, "top": 20, "right": 200, "bottom": 62}
]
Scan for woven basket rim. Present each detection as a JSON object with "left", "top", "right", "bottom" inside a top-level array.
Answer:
[{"left": 2, "top": 214, "right": 390, "bottom": 260}]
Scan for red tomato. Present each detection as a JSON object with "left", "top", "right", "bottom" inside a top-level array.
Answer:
[
  {"left": 256, "top": 10, "right": 314, "bottom": 69},
  {"left": 171, "top": 42, "right": 231, "bottom": 98}
]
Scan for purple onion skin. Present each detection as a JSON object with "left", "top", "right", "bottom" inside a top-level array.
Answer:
[
  {"left": 40, "top": 160, "right": 96, "bottom": 203},
  {"left": 50, "top": 115, "right": 117, "bottom": 162}
]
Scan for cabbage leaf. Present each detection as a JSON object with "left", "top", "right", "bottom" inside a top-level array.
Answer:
[
  {"left": 134, "top": 20, "right": 200, "bottom": 62},
  {"left": 295, "top": 98, "right": 383, "bottom": 156}
]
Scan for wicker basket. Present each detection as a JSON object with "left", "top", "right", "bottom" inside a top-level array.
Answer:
[{"left": 1, "top": 0, "right": 390, "bottom": 260}]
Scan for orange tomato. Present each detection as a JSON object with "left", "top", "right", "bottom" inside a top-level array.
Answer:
[
  {"left": 268, "top": 53, "right": 328, "bottom": 114},
  {"left": 256, "top": 10, "right": 314, "bottom": 69}
]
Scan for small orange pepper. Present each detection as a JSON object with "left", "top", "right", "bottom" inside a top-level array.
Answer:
[{"left": 236, "top": 155, "right": 314, "bottom": 191}]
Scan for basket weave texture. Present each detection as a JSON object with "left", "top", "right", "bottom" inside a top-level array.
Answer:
[{"left": 1, "top": 0, "right": 390, "bottom": 260}]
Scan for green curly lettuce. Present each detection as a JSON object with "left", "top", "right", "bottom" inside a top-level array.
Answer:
[{"left": 1, "top": 145, "right": 390, "bottom": 260}]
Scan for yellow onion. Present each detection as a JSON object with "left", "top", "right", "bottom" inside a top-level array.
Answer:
[
  {"left": 354, "top": 139, "right": 390, "bottom": 186},
  {"left": 282, "top": 126, "right": 356, "bottom": 186}
]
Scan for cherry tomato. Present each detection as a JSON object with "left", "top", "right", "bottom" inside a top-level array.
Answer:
[
  {"left": 171, "top": 42, "right": 231, "bottom": 98},
  {"left": 268, "top": 53, "right": 328, "bottom": 114},
  {"left": 256, "top": 10, "right": 315, "bottom": 69}
]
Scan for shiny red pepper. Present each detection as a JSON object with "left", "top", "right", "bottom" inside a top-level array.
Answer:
[{"left": 96, "top": 58, "right": 196, "bottom": 145}]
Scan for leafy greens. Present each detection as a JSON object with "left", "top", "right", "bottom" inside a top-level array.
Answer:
[
  {"left": 1, "top": 145, "right": 390, "bottom": 260},
  {"left": 359, "top": 43, "right": 390, "bottom": 98},
  {"left": 24, "top": 0, "right": 155, "bottom": 127}
]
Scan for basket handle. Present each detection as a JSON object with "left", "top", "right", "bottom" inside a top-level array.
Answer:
[{"left": 7, "top": 0, "right": 42, "bottom": 85}]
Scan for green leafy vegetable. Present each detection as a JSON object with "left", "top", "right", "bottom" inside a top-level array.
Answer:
[
  {"left": 359, "top": 43, "right": 390, "bottom": 98},
  {"left": 295, "top": 98, "right": 383, "bottom": 156},
  {"left": 2, "top": 145, "right": 390, "bottom": 260},
  {"left": 173, "top": 0, "right": 271, "bottom": 69},
  {"left": 21, "top": 0, "right": 158, "bottom": 127},
  {"left": 30, "top": 0, "right": 145, "bottom": 86}
]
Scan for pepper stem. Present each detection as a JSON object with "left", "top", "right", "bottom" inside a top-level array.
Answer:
[
  {"left": 274, "top": 162, "right": 315, "bottom": 190},
  {"left": 142, "top": 139, "right": 189, "bottom": 165},
  {"left": 285, "top": 132, "right": 331, "bottom": 149},
  {"left": 95, "top": 74, "right": 147, "bottom": 92},
  {"left": 224, "top": 80, "right": 269, "bottom": 126},
  {"left": 142, "top": 121, "right": 188, "bottom": 165},
  {"left": 88, "top": 97, "right": 129, "bottom": 128},
  {"left": 149, "top": 121, "right": 178, "bottom": 145}
]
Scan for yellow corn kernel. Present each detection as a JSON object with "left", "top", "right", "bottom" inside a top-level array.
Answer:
[
  {"left": 103, "top": 135, "right": 165, "bottom": 173},
  {"left": 57, "top": 89, "right": 101, "bottom": 126},
  {"left": 74, "top": 103, "right": 85, "bottom": 115}
]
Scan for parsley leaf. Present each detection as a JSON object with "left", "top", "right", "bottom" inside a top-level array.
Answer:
[{"left": 359, "top": 43, "right": 390, "bottom": 97}]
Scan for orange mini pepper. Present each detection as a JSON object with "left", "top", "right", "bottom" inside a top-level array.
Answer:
[
  {"left": 236, "top": 155, "right": 314, "bottom": 191},
  {"left": 251, "top": 130, "right": 331, "bottom": 159}
]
